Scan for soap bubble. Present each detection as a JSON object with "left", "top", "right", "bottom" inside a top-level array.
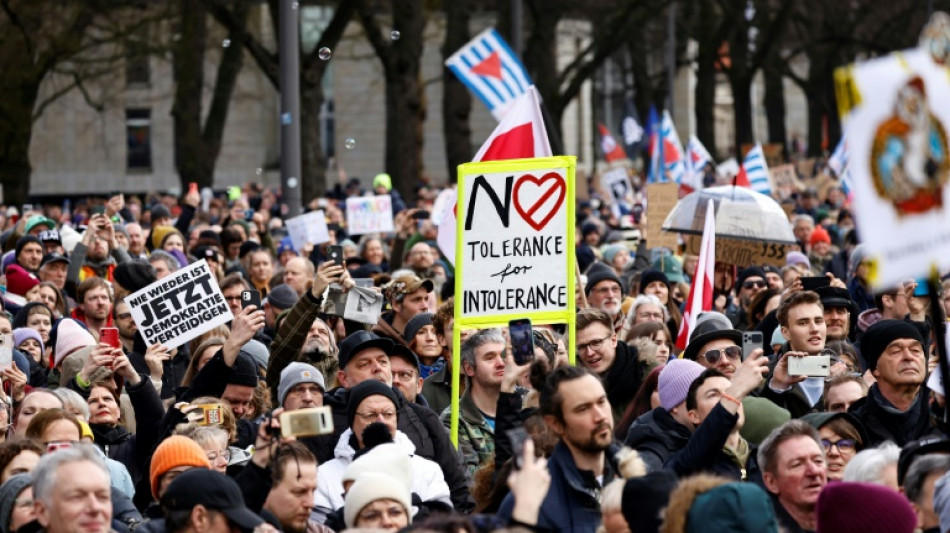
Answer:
[
  {"left": 287, "top": 177, "right": 299, "bottom": 188},
  {"left": 222, "top": 39, "right": 231, "bottom": 48},
  {"left": 391, "top": 30, "right": 401, "bottom": 41},
  {"left": 344, "top": 138, "right": 356, "bottom": 150},
  {"left": 318, "top": 47, "right": 332, "bottom": 61},
  {"left": 291, "top": 1, "right": 298, "bottom": 9},
  {"left": 255, "top": 168, "right": 262, "bottom": 176}
]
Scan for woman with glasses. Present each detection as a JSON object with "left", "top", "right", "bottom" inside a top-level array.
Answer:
[
  {"left": 639, "top": 270, "right": 683, "bottom": 339},
  {"left": 175, "top": 424, "right": 233, "bottom": 474},
  {"left": 802, "top": 412, "right": 867, "bottom": 481}
]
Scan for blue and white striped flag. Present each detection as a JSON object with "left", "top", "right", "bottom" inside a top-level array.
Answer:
[
  {"left": 742, "top": 143, "right": 772, "bottom": 195},
  {"left": 445, "top": 28, "right": 533, "bottom": 121},
  {"left": 828, "top": 136, "right": 848, "bottom": 177}
]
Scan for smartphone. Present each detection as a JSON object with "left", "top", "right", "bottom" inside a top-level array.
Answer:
[
  {"left": 788, "top": 355, "right": 831, "bottom": 377},
  {"left": 241, "top": 289, "right": 262, "bottom": 310},
  {"left": 506, "top": 427, "right": 529, "bottom": 470},
  {"left": 914, "top": 280, "right": 930, "bottom": 297},
  {"left": 412, "top": 210, "right": 430, "bottom": 220},
  {"left": 328, "top": 245, "right": 344, "bottom": 267},
  {"left": 0, "top": 334, "right": 11, "bottom": 371},
  {"left": 90, "top": 205, "right": 106, "bottom": 216},
  {"left": 244, "top": 209, "right": 254, "bottom": 221},
  {"left": 21, "top": 204, "right": 34, "bottom": 216},
  {"left": 100, "top": 327, "right": 120, "bottom": 350},
  {"left": 742, "top": 331, "right": 763, "bottom": 360},
  {"left": 801, "top": 276, "right": 830, "bottom": 291},
  {"left": 188, "top": 182, "right": 198, "bottom": 195},
  {"left": 194, "top": 403, "right": 224, "bottom": 426},
  {"left": 279, "top": 406, "right": 334, "bottom": 438},
  {"left": 508, "top": 318, "right": 535, "bottom": 365}
]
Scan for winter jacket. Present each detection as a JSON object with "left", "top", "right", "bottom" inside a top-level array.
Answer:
[
  {"left": 65, "top": 241, "right": 131, "bottom": 300},
  {"left": 422, "top": 364, "right": 452, "bottom": 416},
  {"left": 371, "top": 310, "right": 408, "bottom": 346},
  {"left": 441, "top": 391, "right": 494, "bottom": 478},
  {"left": 849, "top": 384, "right": 937, "bottom": 447},
  {"left": 266, "top": 290, "right": 337, "bottom": 406},
  {"left": 602, "top": 342, "right": 648, "bottom": 424},
  {"left": 497, "top": 441, "right": 620, "bottom": 533},
  {"left": 664, "top": 402, "right": 759, "bottom": 482},
  {"left": 624, "top": 407, "right": 690, "bottom": 473},
  {"left": 311, "top": 428, "right": 451, "bottom": 523}
]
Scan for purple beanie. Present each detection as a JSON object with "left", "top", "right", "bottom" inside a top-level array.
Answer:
[
  {"left": 13, "top": 327, "right": 45, "bottom": 355},
  {"left": 786, "top": 251, "right": 811, "bottom": 270},
  {"left": 658, "top": 358, "right": 706, "bottom": 411},
  {"left": 817, "top": 482, "right": 916, "bottom": 533}
]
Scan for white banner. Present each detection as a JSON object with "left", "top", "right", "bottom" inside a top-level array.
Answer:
[{"left": 285, "top": 210, "right": 330, "bottom": 252}]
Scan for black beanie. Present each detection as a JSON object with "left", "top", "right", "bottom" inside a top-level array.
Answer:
[
  {"left": 860, "top": 319, "right": 925, "bottom": 371},
  {"left": 621, "top": 471, "right": 678, "bottom": 532},
  {"left": 346, "top": 380, "right": 398, "bottom": 429},
  {"left": 639, "top": 269, "right": 671, "bottom": 293},
  {"left": 15, "top": 236, "right": 41, "bottom": 260},
  {"left": 113, "top": 260, "right": 157, "bottom": 293},
  {"left": 736, "top": 266, "right": 767, "bottom": 289},
  {"left": 239, "top": 240, "right": 262, "bottom": 259},
  {"left": 227, "top": 353, "right": 260, "bottom": 387},
  {"left": 585, "top": 262, "right": 623, "bottom": 297}
]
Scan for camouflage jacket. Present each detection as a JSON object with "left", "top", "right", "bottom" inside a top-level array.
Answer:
[{"left": 441, "top": 390, "right": 495, "bottom": 478}]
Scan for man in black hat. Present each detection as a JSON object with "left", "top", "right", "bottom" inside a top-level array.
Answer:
[
  {"left": 815, "top": 286, "right": 856, "bottom": 343},
  {"left": 682, "top": 311, "right": 744, "bottom": 379},
  {"left": 39, "top": 252, "right": 69, "bottom": 291},
  {"left": 730, "top": 266, "right": 768, "bottom": 328},
  {"left": 850, "top": 319, "right": 932, "bottom": 446},
  {"left": 584, "top": 262, "right": 626, "bottom": 332},
  {"left": 163, "top": 469, "right": 265, "bottom": 533}
]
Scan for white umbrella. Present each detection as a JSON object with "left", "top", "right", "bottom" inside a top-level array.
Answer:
[{"left": 660, "top": 185, "right": 796, "bottom": 244}]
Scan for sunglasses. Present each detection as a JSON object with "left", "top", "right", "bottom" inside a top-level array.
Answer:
[
  {"left": 742, "top": 280, "right": 767, "bottom": 289},
  {"left": 702, "top": 345, "right": 742, "bottom": 365}
]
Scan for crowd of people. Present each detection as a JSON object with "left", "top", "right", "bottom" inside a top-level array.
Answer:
[{"left": 0, "top": 171, "right": 947, "bottom": 533}]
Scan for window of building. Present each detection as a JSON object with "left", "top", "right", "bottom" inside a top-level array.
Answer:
[{"left": 126, "top": 109, "right": 152, "bottom": 171}]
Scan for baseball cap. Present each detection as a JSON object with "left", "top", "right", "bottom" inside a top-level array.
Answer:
[
  {"left": 40, "top": 253, "right": 70, "bottom": 268},
  {"left": 161, "top": 469, "right": 264, "bottom": 532}
]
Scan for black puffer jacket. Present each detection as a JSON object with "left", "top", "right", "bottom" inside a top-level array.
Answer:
[{"left": 624, "top": 406, "right": 691, "bottom": 473}]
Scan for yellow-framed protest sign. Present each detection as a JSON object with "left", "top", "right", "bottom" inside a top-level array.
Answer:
[{"left": 450, "top": 156, "right": 577, "bottom": 445}]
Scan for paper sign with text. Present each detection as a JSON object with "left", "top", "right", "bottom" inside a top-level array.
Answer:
[
  {"left": 601, "top": 167, "right": 632, "bottom": 218},
  {"left": 125, "top": 260, "right": 233, "bottom": 349},
  {"left": 346, "top": 195, "right": 394, "bottom": 235},
  {"left": 286, "top": 210, "right": 330, "bottom": 252},
  {"left": 646, "top": 183, "right": 680, "bottom": 251},
  {"left": 686, "top": 235, "right": 787, "bottom": 268},
  {"left": 454, "top": 157, "right": 577, "bottom": 327}
]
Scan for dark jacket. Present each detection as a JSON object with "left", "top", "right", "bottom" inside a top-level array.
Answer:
[
  {"left": 603, "top": 342, "right": 647, "bottom": 424},
  {"left": 497, "top": 441, "right": 619, "bottom": 533},
  {"left": 422, "top": 364, "right": 452, "bottom": 416},
  {"left": 371, "top": 311, "right": 407, "bottom": 346},
  {"left": 127, "top": 332, "right": 190, "bottom": 400},
  {"left": 266, "top": 289, "right": 325, "bottom": 406},
  {"left": 624, "top": 407, "right": 690, "bottom": 473},
  {"left": 665, "top": 403, "right": 759, "bottom": 482},
  {"left": 849, "top": 384, "right": 936, "bottom": 447},
  {"left": 770, "top": 493, "right": 814, "bottom": 533},
  {"left": 67, "top": 373, "right": 164, "bottom": 485}
]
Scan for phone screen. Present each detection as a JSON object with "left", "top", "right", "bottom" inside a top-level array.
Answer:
[{"left": 508, "top": 318, "right": 534, "bottom": 365}]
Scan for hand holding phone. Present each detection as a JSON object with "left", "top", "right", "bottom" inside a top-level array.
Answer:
[
  {"left": 742, "top": 331, "right": 763, "bottom": 360},
  {"left": 508, "top": 318, "right": 535, "bottom": 365},
  {"left": 100, "top": 327, "right": 120, "bottom": 350},
  {"left": 328, "top": 245, "right": 344, "bottom": 267},
  {"left": 242, "top": 290, "right": 262, "bottom": 310}
]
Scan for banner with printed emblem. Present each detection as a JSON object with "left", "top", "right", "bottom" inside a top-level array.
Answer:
[
  {"left": 346, "top": 195, "right": 394, "bottom": 235},
  {"left": 124, "top": 260, "right": 233, "bottom": 349},
  {"left": 454, "top": 157, "right": 576, "bottom": 331}
]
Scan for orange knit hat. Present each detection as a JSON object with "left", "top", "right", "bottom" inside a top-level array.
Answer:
[{"left": 149, "top": 436, "right": 211, "bottom": 499}]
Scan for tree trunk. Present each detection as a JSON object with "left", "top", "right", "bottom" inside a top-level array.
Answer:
[
  {"left": 695, "top": 41, "right": 717, "bottom": 158},
  {"left": 523, "top": 1, "right": 562, "bottom": 138},
  {"left": 763, "top": 64, "right": 787, "bottom": 157},
  {"left": 299, "top": 79, "right": 326, "bottom": 203},
  {"left": 0, "top": 60, "right": 40, "bottom": 206},
  {"left": 731, "top": 74, "right": 754, "bottom": 156},
  {"left": 441, "top": 0, "right": 473, "bottom": 181}
]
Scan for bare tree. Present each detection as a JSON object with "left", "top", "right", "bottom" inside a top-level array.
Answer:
[{"left": 441, "top": 0, "right": 474, "bottom": 181}]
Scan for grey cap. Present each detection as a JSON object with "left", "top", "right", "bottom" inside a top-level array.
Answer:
[
  {"left": 239, "top": 339, "right": 269, "bottom": 371},
  {"left": 0, "top": 474, "right": 31, "bottom": 533},
  {"left": 278, "top": 362, "right": 326, "bottom": 406},
  {"left": 266, "top": 283, "right": 298, "bottom": 311}
]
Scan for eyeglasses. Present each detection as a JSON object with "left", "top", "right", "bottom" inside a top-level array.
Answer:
[
  {"left": 116, "top": 312, "right": 132, "bottom": 321},
  {"left": 577, "top": 334, "right": 612, "bottom": 354},
  {"left": 592, "top": 285, "right": 621, "bottom": 296},
  {"left": 224, "top": 295, "right": 242, "bottom": 302},
  {"left": 637, "top": 311, "right": 664, "bottom": 320},
  {"left": 207, "top": 450, "right": 232, "bottom": 463},
  {"left": 821, "top": 438, "right": 857, "bottom": 452},
  {"left": 355, "top": 410, "right": 397, "bottom": 422},
  {"left": 357, "top": 506, "right": 407, "bottom": 523},
  {"left": 701, "top": 346, "right": 742, "bottom": 365},
  {"left": 392, "top": 370, "right": 417, "bottom": 382},
  {"left": 742, "top": 280, "right": 767, "bottom": 289}
]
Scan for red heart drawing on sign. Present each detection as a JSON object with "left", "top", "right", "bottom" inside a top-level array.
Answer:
[{"left": 513, "top": 172, "right": 566, "bottom": 231}]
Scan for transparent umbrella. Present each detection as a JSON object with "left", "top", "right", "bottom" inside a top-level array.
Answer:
[{"left": 661, "top": 185, "right": 796, "bottom": 244}]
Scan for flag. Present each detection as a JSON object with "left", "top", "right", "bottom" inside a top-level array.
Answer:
[
  {"left": 437, "top": 86, "right": 553, "bottom": 263},
  {"left": 684, "top": 135, "right": 714, "bottom": 193},
  {"left": 598, "top": 123, "right": 627, "bottom": 163},
  {"left": 620, "top": 99, "right": 645, "bottom": 159},
  {"left": 648, "top": 110, "right": 686, "bottom": 184},
  {"left": 676, "top": 199, "right": 716, "bottom": 350},
  {"left": 445, "top": 27, "right": 533, "bottom": 121},
  {"left": 828, "top": 136, "right": 848, "bottom": 177},
  {"left": 735, "top": 143, "right": 771, "bottom": 195}
]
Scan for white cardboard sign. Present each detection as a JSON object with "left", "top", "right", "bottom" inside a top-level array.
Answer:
[
  {"left": 124, "top": 260, "right": 233, "bottom": 349},
  {"left": 345, "top": 195, "right": 394, "bottom": 235},
  {"left": 285, "top": 210, "right": 330, "bottom": 251}
]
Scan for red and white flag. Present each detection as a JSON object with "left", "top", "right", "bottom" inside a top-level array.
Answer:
[
  {"left": 437, "top": 86, "right": 553, "bottom": 263},
  {"left": 598, "top": 123, "right": 627, "bottom": 163},
  {"left": 675, "top": 199, "right": 716, "bottom": 350}
]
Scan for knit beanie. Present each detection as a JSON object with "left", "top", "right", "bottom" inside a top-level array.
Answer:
[
  {"left": 343, "top": 442, "right": 412, "bottom": 488},
  {"left": 404, "top": 312, "right": 434, "bottom": 344},
  {"left": 344, "top": 472, "right": 411, "bottom": 529},
  {"left": 786, "top": 251, "right": 811, "bottom": 270},
  {"left": 278, "top": 362, "right": 326, "bottom": 407},
  {"left": 736, "top": 267, "right": 767, "bottom": 290},
  {"left": 113, "top": 260, "right": 157, "bottom": 294},
  {"left": 817, "top": 481, "right": 916, "bottom": 533},
  {"left": 621, "top": 471, "right": 677, "bottom": 533},
  {"left": 14, "top": 236, "right": 41, "bottom": 262},
  {"left": 849, "top": 244, "right": 868, "bottom": 280},
  {"left": 346, "top": 380, "right": 398, "bottom": 429},
  {"left": 809, "top": 225, "right": 831, "bottom": 245},
  {"left": 149, "top": 436, "right": 212, "bottom": 499},
  {"left": 859, "top": 319, "right": 924, "bottom": 371},
  {"left": 4, "top": 264, "right": 39, "bottom": 297},
  {"left": 602, "top": 244, "right": 627, "bottom": 264},
  {"left": 639, "top": 269, "right": 671, "bottom": 294},
  {"left": 658, "top": 358, "right": 706, "bottom": 411},
  {"left": 373, "top": 173, "right": 393, "bottom": 191},
  {"left": 151, "top": 204, "right": 172, "bottom": 221},
  {"left": 226, "top": 353, "right": 260, "bottom": 388},
  {"left": 240, "top": 339, "right": 270, "bottom": 372},
  {"left": 150, "top": 225, "right": 176, "bottom": 251},
  {"left": 0, "top": 474, "right": 31, "bottom": 533},
  {"left": 12, "top": 327, "right": 44, "bottom": 355},
  {"left": 54, "top": 318, "right": 96, "bottom": 368},
  {"left": 739, "top": 397, "right": 791, "bottom": 446},
  {"left": 585, "top": 262, "right": 623, "bottom": 297},
  {"left": 687, "top": 482, "right": 778, "bottom": 533},
  {"left": 266, "top": 284, "right": 298, "bottom": 311}
]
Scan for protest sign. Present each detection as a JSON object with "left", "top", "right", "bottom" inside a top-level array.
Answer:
[
  {"left": 646, "top": 183, "right": 679, "bottom": 251},
  {"left": 125, "top": 260, "right": 233, "bottom": 349},
  {"left": 285, "top": 210, "right": 330, "bottom": 252},
  {"left": 686, "top": 235, "right": 787, "bottom": 268},
  {"left": 835, "top": 39, "right": 950, "bottom": 287},
  {"left": 770, "top": 164, "right": 801, "bottom": 200},
  {"left": 344, "top": 287, "right": 384, "bottom": 324},
  {"left": 346, "top": 195, "right": 394, "bottom": 235},
  {"left": 601, "top": 167, "right": 632, "bottom": 218}
]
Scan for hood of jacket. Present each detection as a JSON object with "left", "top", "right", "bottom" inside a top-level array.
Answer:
[{"left": 332, "top": 427, "right": 417, "bottom": 461}]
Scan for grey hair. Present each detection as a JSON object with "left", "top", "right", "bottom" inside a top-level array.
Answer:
[
  {"left": 54, "top": 388, "right": 90, "bottom": 421},
  {"left": 757, "top": 419, "right": 823, "bottom": 475},
  {"left": 627, "top": 294, "right": 668, "bottom": 324},
  {"left": 842, "top": 442, "right": 901, "bottom": 485},
  {"left": 32, "top": 444, "right": 108, "bottom": 504},
  {"left": 904, "top": 454, "right": 950, "bottom": 503},
  {"left": 791, "top": 213, "right": 815, "bottom": 227},
  {"left": 175, "top": 423, "right": 229, "bottom": 449},
  {"left": 460, "top": 328, "right": 506, "bottom": 372},
  {"left": 149, "top": 250, "right": 180, "bottom": 274}
]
